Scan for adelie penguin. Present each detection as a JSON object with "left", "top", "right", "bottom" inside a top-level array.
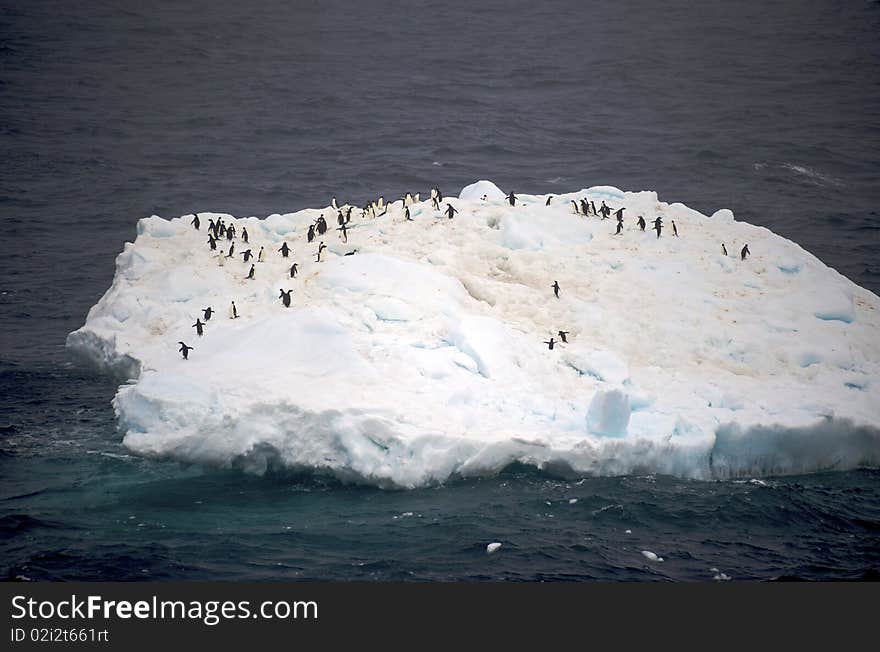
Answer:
[
  {"left": 545, "top": 196, "right": 552, "bottom": 206},
  {"left": 571, "top": 200, "right": 580, "bottom": 215},
  {"left": 315, "top": 241, "right": 327, "bottom": 262},
  {"left": 637, "top": 215, "right": 646, "bottom": 231},
  {"left": 178, "top": 342, "right": 194, "bottom": 360},
  {"left": 203, "top": 307, "right": 213, "bottom": 321},
  {"left": 227, "top": 242, "right": 235, "bottom": 258},
  {"left": 741, "top": 244, "right": 750, "bottom": 260},
  {"left": 615, "top": 214, "right": 624, "bottom": 235},
  {"left": 279, "top": 289, "right": 292, "bottom": 308},
  {"left": 445, "top": 204, "right": 458, "bottom": 220},
  {"left": 338, "top": 222, "right": 348, "bottom": 242},
  {"left": 558, "top": 330, "right": 569, "bottom": 343},
  {"left": 279, "top": 242, "right": 290, "bottom": 258},
  {"left": 337, "top": 211, "right": 345, "bottom": 226},
  {"left": 241, "top": 248, "right": 253, "bottom": 262},
  {"left": 242, "top": 227, "right": 249, "bottom": 243},
  {"left": 506, "top": 191, "right": 517, "bottom": 207},
  {"left": 552, "top": 281, "right": 560, "bottom": 299},
  {"left": 257, "top": 246, "right": 265, "bottom": 262},
  {"left": 192, "top": 318, "right": 205, "bottom": 337},
  {"left": 307, "top": 224, "right": 316, "bottom": 243},
  {"left": 331, "top": 196, "right": 339, "bottom": 210},
  {"left": 230, "top": 301, "right": 238, "bottom": 319},
  {"left": 289, "top": 262, "right": 298, "bottom": 278},
  {"left": 191, "top": 213, "right": 200, "bottom": 230},
  {"left": 672, "top": 221, "right": 679, "bottom": 237},
  {"left": 404, "top": 206, "right": 412, "bottom": 221},
  {"left": 543, "top": 337, "right": 556, "bottom": 350},
  {"left": 246, "top": 264, "right": 255, "bottom": 280},
  {"left": 581, "top": 199, "right": 590, "bottom": 216},
  {"left": 653, "top": 216, "right": 663, "bottom": 238},
  {"left": 721, "top": 243, "right": 728, "bottom": 256},
  {"left": 207, "top": 235, "right": 217, "bottom": 251}
]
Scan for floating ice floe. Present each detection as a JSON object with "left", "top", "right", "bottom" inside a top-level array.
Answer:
[{"left": 67, "top": 180, "right": 880, "bottom": 488}]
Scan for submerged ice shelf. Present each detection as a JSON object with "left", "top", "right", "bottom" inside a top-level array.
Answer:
[{"left": 67, "top": 180, "right": 880, "bottom": 487}]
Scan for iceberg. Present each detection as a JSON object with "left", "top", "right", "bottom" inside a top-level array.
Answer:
[{"left": 67, "top": 182, "right": 880, "bottom": 487}]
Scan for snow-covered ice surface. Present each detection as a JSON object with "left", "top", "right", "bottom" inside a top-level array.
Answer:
[{"left": 67, "top": 180, "right": 880, "bottom": 488}]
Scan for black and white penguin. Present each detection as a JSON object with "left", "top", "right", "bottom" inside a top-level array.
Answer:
[
  {"left": 279, "top": 242, "right": 290, "bottom": 258},
  {"left": 241, "top": 249, "right": 253, "bottom": 262},
  {"left": 257, "top": 246, "right": 264, "bottom": 262},
  {"left": 316, "top": 241, "right": 327, "bottom": 262},
  {"left": 242, "top": 227, "right": 249, "bottom": 243},
  {"left": 722, "top": 243, "right": 728, "bottom": 256},
  {"left": 552, "top": 281, "right": 560, "bottom": 299},
  {"left": 192, "top": 319, "right": 204, "bottom": 336},
  {"left": 178, "top": 342, "right": 193, "bottom": 359},
  {"left": 543, "top": 337, "right": 556, "bottom": 350},
  {"left": 557, "top": 330, "right": 569, "bottom": 343},
  {"left": 445, "top": 204, "right": 458, "bottom": 220},
  {"left": 741, "top": 244, "right": 750, "bottom": 260},
  {"left": 290, "top": 262, "right": 298, "bottom": 278},
  {"left": 546, "top": 196, "right": 552, "bottom": 206},
  {"left": 637, "top": 216, "right": 646, "bottom": 231},
  {"left": 279, "top": 289, "right": 292, "bottom": 308},
  {"left": 672, "top": 221, "right": 679, "bottom": 237},
  {"left": 191, "top": 214, "right": 200, "bottom": 230},
  {"left": 230, "top": 301, "right": 238, "bottom": 319},
  {"left": 246, "top": 264, "right": 255, "bottom": 280},
  {"left": 506, "top": 191, "right": 517, "bottom": 206},
  {"left": 203, "top": 307, "right": 213, "bottom": 321},
  {"left": 331, "top": 196, "right": 339, "bottom": 210}
]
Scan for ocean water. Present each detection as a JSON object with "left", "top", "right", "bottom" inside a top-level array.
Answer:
[{"left": 1, "top": 0, "right": 879, "bottom": 581}]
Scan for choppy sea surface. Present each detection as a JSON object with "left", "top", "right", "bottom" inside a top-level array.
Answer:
[{"left": 1, "top": 0, "right": 879, "bottom": 580}]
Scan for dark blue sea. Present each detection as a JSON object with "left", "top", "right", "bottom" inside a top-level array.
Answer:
[{"left": 1, "top": 0, "right": 879, "bottom": 581}]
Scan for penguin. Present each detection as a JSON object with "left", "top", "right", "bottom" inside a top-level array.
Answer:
[
  {"left": 203, "top": 307, "right": 213, "bottom": 321},
  {"left": 431, "top": 196, "right": 440, "bottom": 211},
  {"left": 207, "top": 235, "right": 217, "bottom": 251},
  {"left": 242, "top": 227, "right": 249, "bottom": 243},
  {"left": 672, "top": 221, "right": 679, "bottom": 237},
  {"left": 590, "top": 200, "right": 598, "bottom": 216},
  {"left": 558, "top": 330, "right": 569, "bottom": 343},
  {"left": 331, "top": 196, "right": 339, "bottom": 210},
  {"left": 653, "top": 217, "right": 663, "bottom": 238},
  {"left": 246, "top": 264, "right": 255, "bottom": 280},
  {"left": 615, "top": 216, "right": 624, "bottom": 235},
  {"left": 290, "top": 262, "right": 298, "bottom": 278},
  {"left": 614, "top": 208, "right": 625, "bottom": 221},
  {"left": 741, "top": 244, "right": 750, "bottom": 260},
  {"left": 546, "top": 196, "right": 552, "bottom": 206},
  {"left": 378, "top": 196, "right": 385, "bottom": 209},
  {"left": 344, "top": 249, "right": 357, "bottom": 256},
  {"left": 345, "top": 206, "right": 353, "bottom": 224},
  {"left": 405, "top": 192, "right": 414, "bottom": 206},
  {"left": 338, "top": 222, "right": 348, "bottom": 242},
  {"left": 404, "top": 206, "right": 412, "bottom": 221},
  {"left": 430, "top": 187, "right": 438, "bottom": 201},
  {"left": 571, "top": 200, "right": 580, "bottom": 214},
  {"left": 279, "top": 289, "right": 292, "bottom": 308},
  {"left": 218, "top": 223, "right": 227, "bottom": 238},
  {"left": 228, "top": 223, "right": 236, "bottom": 239},
  {"left": 445, "top": 204, "right": 458, "bottom": 220},
  {"left": 506, "top": 191, "right": 517, "bottom": 206},
  {"left": 307, "top": 224, "right": 315, "bottom": 243},
  {"left": 178, "top": 342, "right": 194, "bottom": 360},
  {"left": 217, "top": 253, "right": 225, "bottom": 266},
  {"left": 227, "top": 242, "right": 235, "bottom": 258},
  {"left": 241, "top": 249, "right": 253, "bottom": 262},
  {"left": 191, "top": 213, "right": 200, "bottom": 230},
  {"left": 722, "top": 243, "right": 728, "bottom": 256},
  {"left": 552, "top": 281, "right": 560, "bottom": 299},
  {"left": 279, "top": 242, "right": 290, "bottom": 258},
  {"left": 543, "top": 337, "right": 556, "bottom": 350},
  {"left": 317, "top": 216, "right": 327, "bottom": 235},
  {"left": 193, "top": 318, "right": 205, "bottom": 336},
  {"left": 316, "top": 241, "right": 327, "bottom": 262},
  {"left": 337, "top": 211, "right": 345, "bottom": 226},
  {"left": 208, "top": 218, "right": 216, "bottom": 235},
  {"left": 581, "top": 199, "right": 590, "bottom": 216},
  {"left": 230, "top": 301, "right": 238, "bottom": 319},
  {"left": 257, "top": 246, "right": 264, "bottom": 262},
  {"left": 637, "top": 216, "right": 646, "bottom": 231},
  {"left": 600, "top": 202, "right": 611, "bottom": 219},
  {"left": 436, "top": 188, "right": 443, "bottom": 202}
]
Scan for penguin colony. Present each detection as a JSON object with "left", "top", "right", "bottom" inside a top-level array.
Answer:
[{"left": 177, "top": 187, "right": 752, "bottom": 358}]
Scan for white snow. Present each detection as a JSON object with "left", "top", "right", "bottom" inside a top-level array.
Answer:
[{"left": 67, "top": 181, "right": 880, "bottom": 488}]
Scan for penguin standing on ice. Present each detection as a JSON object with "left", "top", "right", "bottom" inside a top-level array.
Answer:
[
  {"left": 581, "top": 199, "right": 590, "bottom": 216},
  {"left": 741, "top": 244, "right": 750, "bottom": 260},
  {"left": 590, "top": 200, "right": 598, "bottom": 216},
  {"left": 279, "top": 242, "right": 290, "bottom": 258},
  {"left": 722, "top": 243, "right": 728, "bottom": 256},
  {"left": 246, "top": 264, "right": 255, "bottom": 280},
  {"left": 445, "top": 204, "right": 458, "bottom": 220},
  {"left": 242, "top": 227, "right": 249, "bottom": 243},
  {"left": 257, "top": 246, "right": 265, "bottom": 262},
  {"left": 404, "top": 206, "right": 413, "bottom": 221},
  {"left": 405, "top": 192, "right": 414, "bottom": 206},
  {"left": 637, "top": 216, "right": 646, "bottom": 231},
  {"left": 338, "top": 222, "right": 348, "bottom": 242},
  {"left": 191, "top": 214, "right": 200, "bottom": 230},
  {"left": 430, "top": 188, "right": 439, "bottom": 210},
  {"left": 543, "top": 337, "right": 556, "bottom": 350},
  {"left": 226, "top": 225, "right": 234, "bottom": 241},
  {"left": 230, "top": 301, "right": 238, "bottom": 319},
  {"left": 345, "top": 206, "right": 353, "bottom": 224},
  {"left": 653, "top": 217, "right": 663, "bottom": 238},
  {"left": 290, "top": 262, "right": 298, "bottom": 278},
  {"left": 307, "top": 224, "right": 315, "bottom": 243},
  {"left": 178, "top": 342, "right": 193, "bottom": 360},
  {"left": 315, "top": 241, "right": 327, "bottom": 262},
  {"left": 546, "top": 196, "right": 553, "bottom": 206},
  {"left": 337, "top": 211, "right": 345, "bottom": 226},
  {"left": 571, "top": 200, "right": 581, "bottom": 214},
  {"left": 599, "top": 202, "right": 611, "bottom": 219},
  {"left": 506, "top": 191, "right": 517, "bottom": 206},
  {"left": 552, "top": 281, "right": 560, "bottom": 299},
  {"left": 279, "top": 289, "right": 292, "bottom": 308},
  {"left": 557, "top": 330, "right": 569, "bottom": 343},
  {"left": 344, "top": 249, "right": 357, "bottom": 256},
  {"left": 208, "top": 218, "right": 216, "bottom": 235},
  {"left": 672, "top": 221, "right": 679, "bottom": 237},
  {"left": 317, "top": 215, "right": 328, "bottom": 235},
  {"left": 207, "top": 235, "right": 217, "bottom": 251},
  {"left": 227, "top": 242, "right": 235, "bottom": 258},
  {"left": 241, "top": 249, "right": 253, "bottom": 262},
  {"left": 331, "top": 196, "right": 339, "bottom": 210},
  {"left": 217, "top": 252, "right": 225, "bottom": 266},
  {"left": 203, "top": 307, "right": 213, "bottom": 321},
  {"left": 192, "top": 318, "right": 205, "bottom": 337},
  {"left": 615, "top": 213, "right": 624, "bottom": 235}
]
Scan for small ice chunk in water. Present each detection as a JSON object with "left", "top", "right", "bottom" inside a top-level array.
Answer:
[
  {"left": 569, "top": 498, "right": 578, "bottom": 504},
  {"left": 641, "top": 550, "right": 664, "bottom": 562},
  {"left": 625, "top": 529, "right": 632, "bottom": 534},
  {"left": 486, "top": 542, "right": 502, "bottom": 554}
]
